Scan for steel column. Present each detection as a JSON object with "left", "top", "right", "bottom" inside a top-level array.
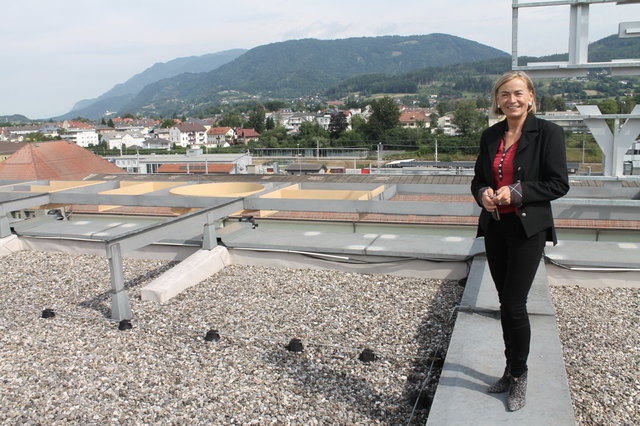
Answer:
[
  {"left": 0, "top": 215, "right": 10, "bottom": 238},
  {"left": 577, "top": 105, "right": 640, "bottom": 176},
  {"left": 107, "top": 243, "right": 132, "bottom": 321}
]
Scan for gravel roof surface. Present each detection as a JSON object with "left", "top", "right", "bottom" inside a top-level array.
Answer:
[
  {"left": 551, "top": 286, "right": 640, "bottom": 426},
  {"left": 2, "top": 250, "right": 637, "bottom": 425},
  {"left": 0, "top": 251, "right": 463, "bottom": 425}
]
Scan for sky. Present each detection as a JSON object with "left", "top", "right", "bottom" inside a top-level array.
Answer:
[{"left": 1, "top": 0, "right": 638, "bottom": 119}]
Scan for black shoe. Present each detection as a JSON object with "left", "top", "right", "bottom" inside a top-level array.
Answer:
[
  {"left": 487, "top": 366, "right": 511, "bottom": 393},
  {"left": 507, "top": 371, "right": 528, "bottom": 411}
]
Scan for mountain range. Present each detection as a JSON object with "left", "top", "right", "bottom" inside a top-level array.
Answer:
[
  {"left": 60, "top": 34, "right": 508, "bottom": 120},
  {"left": 59, "top": 32, "right": 639, "bottom": 120},
  {"left": 65, "top": 49, "right": 247, "bottom": 120}
]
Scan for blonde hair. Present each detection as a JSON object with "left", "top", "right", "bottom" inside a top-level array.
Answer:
[{"left": 491, "top": 71, "right": 537, "bottom": 116}]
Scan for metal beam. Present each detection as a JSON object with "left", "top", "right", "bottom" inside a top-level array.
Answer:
[
  {"left": 243, "top": 198, "right": 480, "bottom": 217},
  {"left": 577, "top": 105, "right": 640, "bottom": 176},
  {"left": 513, "top": 0, "right": 640, "bottom": 77},
  {"left": 100, "top": 199, "right": 242, "bottom": 320},
  {"left": 49, "top": 192, "right": 242, "bottom": 209},
  {"left": 0, "top": 215, "right": 10, "bottom": 238},
  {"left": 103, "top": 199, "right": 243, "bottom": 255},
  {"left": 516, "top": 0, "right": 621, "bottom": 7},
  {"left": 569, "top": 2, "right": 590, "bottom": 65},
  {"left": 107, "top": 243, "right": 132, "bottom": 321},
  {"left": 0, "top": 193, "right": 51, "bottom": 215}
]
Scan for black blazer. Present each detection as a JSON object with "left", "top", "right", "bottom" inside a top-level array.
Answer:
[{"left": 471, "top": 114, "right": 570, "bottom": 244}]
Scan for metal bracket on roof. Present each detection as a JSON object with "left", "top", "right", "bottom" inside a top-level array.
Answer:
[
  {"left": 107, "top": 243, "right": 132, "bottom": 321},
  {"left": 0, "top": 215, "right": 10, "bottom": 238},
  {"left": 202, "top": 212, "right": 218, "bottom": 250}
]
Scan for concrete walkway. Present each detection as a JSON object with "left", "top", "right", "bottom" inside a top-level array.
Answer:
[{"left": 427, "top": 256, "right": 576, "bottom": 425}]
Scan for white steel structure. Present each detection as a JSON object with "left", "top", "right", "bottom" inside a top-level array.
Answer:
[
  {"left": 512, "top": 0, "right": 640, "bottom": 77},
  {"left": 512, "top": 0, "right": 640, "bottom": 176}
]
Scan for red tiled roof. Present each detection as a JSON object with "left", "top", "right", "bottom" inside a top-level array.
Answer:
[
  {"left": 64, "top": 120, "right": 93, "bottom": 129},
  {"left": 156, "top": 163, "right": 235, "bottom": 174},
  {"left": 0, "top": 142, "right": 27, "bottom": 156},
  {"left": 399, "top": 110, "right": 430, "bottom": 123},
  {"left": 0, "top": 141, "right": 125, "bottom": 180},
  {"left": 207, "top": 127, "right": 233, "bottom": 135},
  {"left": 235, "top": 128, "right": 261, "bottom": 138},
  {"left": 177, "top": 123, "right": 206, "bottom": 132}
]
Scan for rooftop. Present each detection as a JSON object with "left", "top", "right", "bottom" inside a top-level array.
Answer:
[{"left": 0, "top": 171, "right": 638, "bottom": 424}]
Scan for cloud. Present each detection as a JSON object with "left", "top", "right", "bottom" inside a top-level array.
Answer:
[{"left": 1, "top": 0, "right": 638, "bottom": 118}]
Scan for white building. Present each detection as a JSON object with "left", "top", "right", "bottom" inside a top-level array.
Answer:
[
  {"left": 105, "top": 152, "right": 253, "bottom": 175},
  {"left": 624, "top": 141, "right": 640, "bottom": 175},
  {"left": 143, "top": 137, "right": 172, "bottom": 151},
  {"left": 206, "top": 127, "right": 236, "bottom": 147},
  {"left": 284, "top": 112, "right": 316, "bottom": 134},
  {"left": 169, "top": 123, "right": 207, "bottom": 148},
  {"left": 437, "top": 114, "right": 459, "bottom": 136},
  {"left": 315, "top": 113, "right": 332, "bottom": 130},
  {"left": 62, "top": 130, "right": 100, "bottom": 148},
  {"left": 101, "top": 131, "right": 145, "bottom": 150}
]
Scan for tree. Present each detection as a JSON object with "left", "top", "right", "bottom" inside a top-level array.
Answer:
[
  {"left": 24, "top": 132, "right": 56, "bottom": 142},
  {"left": 437, "top": 99, "right": 455, "bottom": 116},
  {"left": 328, "top": 111, "right": 349, "bottom": 139},
  {"left": 160, "top": 119, "right": 176, "bottom": 128},
  {"left": 540, "top": 95, "right": 565, "bottom": 112},
  {"left": 366, "top": 97, "right": 400, "bottom": 141},
  {"left": 219, "top": 113, "right": 243, "bottom": 128},
  {"left": 264, "top": 101, "right": 287, "bottom": 111},
  {"left": 297, "top": 121, "right": 328, "bottom": 141},
  {"left": 453, "top": 100, "right": 486, "bottom": 136},
  {"left": 350, "top": 114, "right": 367, "bottom": 134},
  {"left": 247, "top": 105, "right": 266, "bottom": 133},
  {"left": 257, "top": 126, "right": 289, "bottom": 147},
  {"left": 429, "top": 112, "right": 440, "bottom": 132},
  {"left": 475, "top": 97, "right": 491, "bottom": 109},
  {"left": 265, "top": 116, "right": 275, "bottom": 131},
  {"left": 107, "top": 118, "right": 115, "bottom": 128}
]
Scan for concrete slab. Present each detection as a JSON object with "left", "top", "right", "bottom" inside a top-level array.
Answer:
[
  {"left": 12, "top": 215, "right": 161, "bottom": 240},
  {"left": 427, "top": 311, "right": 576, "bottom": 425},
  {"left": 0, "top": 234, "right": 24, "bottom": 256},
  {"left": 227, "top": 249, "right": 469, "bottom": 280},
  {"left": 428, "top": 254, "right": 575, "bottom": 425},
  {"left": 222, "top": 228, "right": 484, "bottom": 261},
  {"left": 140, "top": 246, "right": 232, "bottom": 303},
  {"left": 365, "top": 233, "right": 482, "bottom": 260},
  {"left": 546, "top": 240, "right": 640, "bottom": 269},
  {"left": 222, "top": 228, "right": 373, "bottom": 256},
  {"left": 546, "top": 264, "right": 640, "bottom": 288}
]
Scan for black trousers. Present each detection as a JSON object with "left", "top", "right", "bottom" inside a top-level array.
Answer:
[{"left": 484, "top": 213, "right": 546, "bottom": 378}]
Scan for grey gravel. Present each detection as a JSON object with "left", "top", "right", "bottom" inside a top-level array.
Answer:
[
  {"left": 551, "top": 286, "right": 640, "bottom": 426},
  {"left": 0, "top": 250, "right": 463, "bottom": 425}
]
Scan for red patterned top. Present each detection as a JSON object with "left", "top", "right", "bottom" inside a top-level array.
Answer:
[{"left": 492, "top": 138, "right": 519, "bottom": 214}]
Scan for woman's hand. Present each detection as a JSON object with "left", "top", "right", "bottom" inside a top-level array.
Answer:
[
  {"left": 482, "top": 188, "right": 498, "bottom": 212},
  {"left": 493, "top": 186, "right": 512, "bottom": 206}
]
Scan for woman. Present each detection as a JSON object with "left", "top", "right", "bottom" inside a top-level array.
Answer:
[{"left": 471, "top": 71, "right": 569, "bottom": 411}]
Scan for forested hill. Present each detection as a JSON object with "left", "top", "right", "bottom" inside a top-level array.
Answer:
[
  {"left": 529, "top": 34, "right": 640, "bottom": 63},
  {"left": 325, "top": 57, "right": 512, "bottom": 97},
  {"left": 120, "top": 34, "right": 509, "bottom": 116},
  {"left": 325, "top": 34, "right": 640, "bottom": 98},
  {"left": 60, "top": 49, "right": 247, "bottom": 120}
]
